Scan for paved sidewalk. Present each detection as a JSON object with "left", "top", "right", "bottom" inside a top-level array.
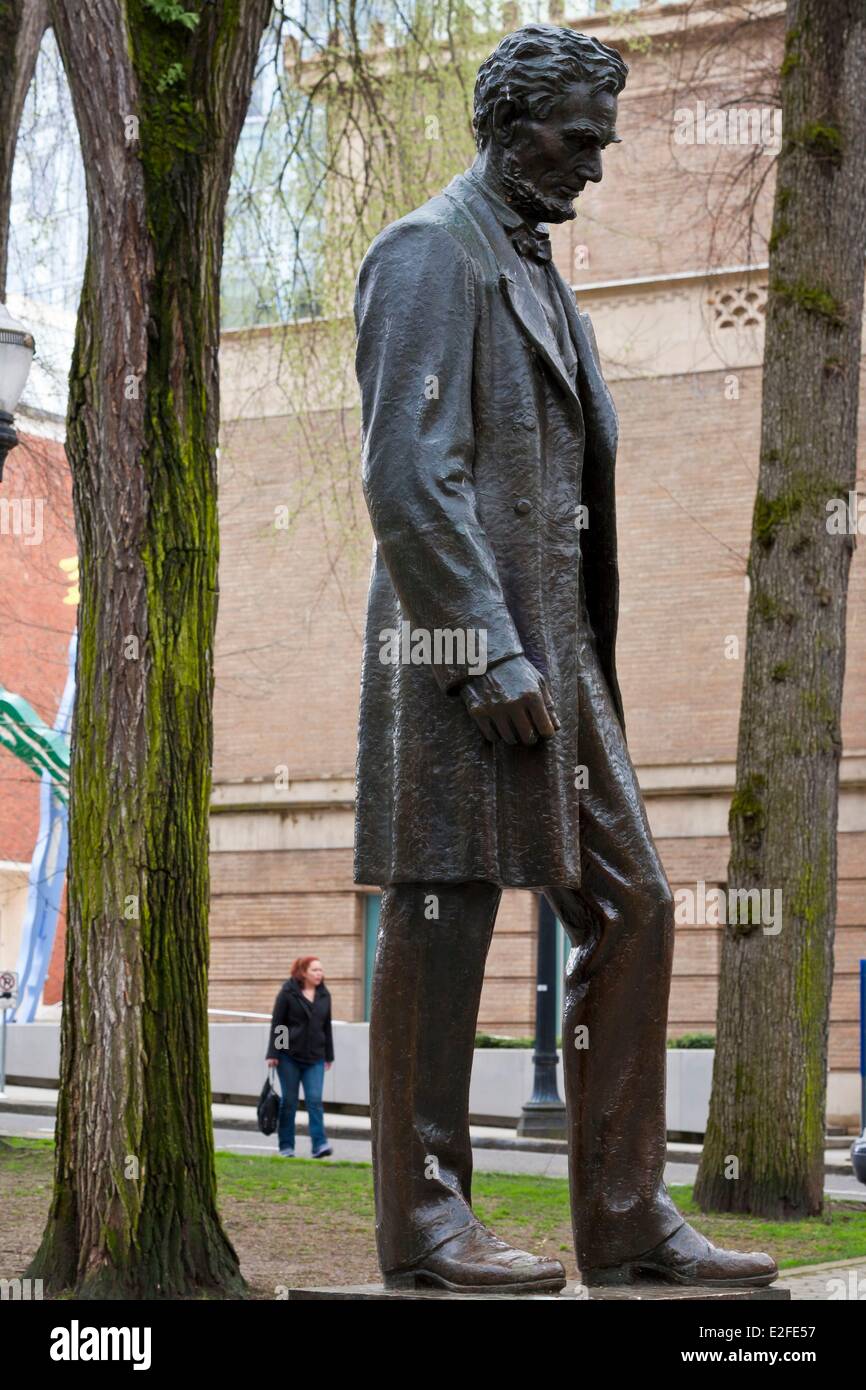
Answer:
[{"left": 782, "top": 1257, "right": 866, "bottom": 1301}]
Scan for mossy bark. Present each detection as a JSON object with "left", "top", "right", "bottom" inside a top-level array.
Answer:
[
  {"left": 26, "top": 0, "right": 271, "bottom": 1299},
  {"left": 695, "top": 0, "right": 866, "bottom": 1218}
]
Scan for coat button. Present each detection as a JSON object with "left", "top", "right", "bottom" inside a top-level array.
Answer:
[{"left": 514, "top": 498, "right": 532, "bottom": 516}]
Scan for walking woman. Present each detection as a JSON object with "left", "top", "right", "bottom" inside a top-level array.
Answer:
[{"left": 266, "top": 956, "right": 334, "bottom": 1158}]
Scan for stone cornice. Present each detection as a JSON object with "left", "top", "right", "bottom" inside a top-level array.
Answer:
[{"left": 211, "top": 752, "right": 866, "bottom": 814}]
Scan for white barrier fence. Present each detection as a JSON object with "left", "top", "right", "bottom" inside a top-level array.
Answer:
[{"left": 1, "top": 1018, "right": 716, "bottom": 1132}]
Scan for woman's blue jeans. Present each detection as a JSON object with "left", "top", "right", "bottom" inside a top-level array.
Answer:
[{"left": 276, "top": 1057, "right": 327, "bottom": 1153}]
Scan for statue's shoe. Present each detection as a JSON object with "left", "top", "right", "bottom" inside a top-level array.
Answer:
[
  {"left": 384, "top": 1222, "right": 566, "bottom": 1294},
  {"left": 584, "top": 1222, "right": 778, "bottom": 1288}
]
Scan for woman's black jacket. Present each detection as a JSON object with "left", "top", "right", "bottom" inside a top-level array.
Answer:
[{"left": 266, "top": 978, "right": 334, "bottom": 1064}]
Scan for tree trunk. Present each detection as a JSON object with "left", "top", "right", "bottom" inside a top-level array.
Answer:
[
  {"left": 0, "top": 0, "right": 50, "bottom": 297},
  {"left": 695, "top": 0, "right": 866, "bottom": 1217},
  {"left": 27, "top": 0, "right": 271, "bottom": 1298}
]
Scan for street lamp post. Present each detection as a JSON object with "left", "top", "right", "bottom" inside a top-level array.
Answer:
[
  {"left": 517, "top": 894, "right": 567, "bottom": 1139},
  {"left": 0, "top": 302, "right": 36, "bottom": 483},
  {"left": 852, "top": 959, "right": 866, "bottom": 1186}
]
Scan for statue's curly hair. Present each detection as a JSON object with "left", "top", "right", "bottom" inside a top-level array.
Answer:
[{"left": 473, "top": 24, "right": 628, "bottom": 151}]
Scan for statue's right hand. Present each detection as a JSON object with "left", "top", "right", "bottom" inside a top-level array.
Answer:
[{"left": 460, "top": 655, "right": 560, "bottom": 746}]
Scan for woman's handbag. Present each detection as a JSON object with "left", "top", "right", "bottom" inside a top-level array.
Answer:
[{"left": 257, "top": 1069, "right": 281, "bottom": 1135}]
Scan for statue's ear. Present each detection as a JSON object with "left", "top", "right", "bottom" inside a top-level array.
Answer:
[{"left": 490, "top": 95, "right": 521, "bottom": 148}]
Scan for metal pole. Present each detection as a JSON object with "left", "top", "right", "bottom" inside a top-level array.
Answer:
[
  {"left": 860, "top": 959, "right": 865, "bottom": 1132},
  {"left": 517, "top": 895, "right": 566, "bottom": 1138},
  {"left": 0, "top": 1010, "right": 7, "bottom": 1100},
  {"left": 852, "top": 960, "right": 866, "bottom": 1186}
]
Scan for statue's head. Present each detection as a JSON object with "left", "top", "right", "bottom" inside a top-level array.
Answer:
[{"left": 473, "top": 24, "right": 627, "bottom": 224}]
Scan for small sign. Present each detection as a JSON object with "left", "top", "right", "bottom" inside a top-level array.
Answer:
[{"left": 0, "top": 970, "right": 17, "bottom": 1008}]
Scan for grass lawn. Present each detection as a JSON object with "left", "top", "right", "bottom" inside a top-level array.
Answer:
[{"left": 3, "top": 1136, "right": 865, "bottom": 1297}]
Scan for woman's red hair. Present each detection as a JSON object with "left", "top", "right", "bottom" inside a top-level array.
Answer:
[{"left": 290, "top": 955, "right": 322, "bottom": 983}]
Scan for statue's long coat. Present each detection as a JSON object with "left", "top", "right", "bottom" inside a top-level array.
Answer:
[{"left": 353, "top": 170, "right": 623, "bottom": 888}]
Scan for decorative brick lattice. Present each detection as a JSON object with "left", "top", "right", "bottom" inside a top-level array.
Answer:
[{"left": 708, "top": 283, "right": 768, "bottom": 328}]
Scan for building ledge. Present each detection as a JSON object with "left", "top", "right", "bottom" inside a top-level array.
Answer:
[
  {"left": 211, "top": 752, "right": 866, "bottom": 815},
  {"left": 572, "top": 262, "right": 769, "bottom": 299}
]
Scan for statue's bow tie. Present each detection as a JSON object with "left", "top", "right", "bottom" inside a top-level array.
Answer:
[{"left": 511, "top": 223, "right": 552, "bottom": 264}]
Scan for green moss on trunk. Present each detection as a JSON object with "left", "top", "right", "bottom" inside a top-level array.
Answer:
[{"left": 696, "top": 0, "right": 865, "bottom": 1221}]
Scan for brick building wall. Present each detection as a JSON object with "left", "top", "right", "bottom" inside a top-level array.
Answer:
[
  {"left": 0, "top": 425, "right": 75, "bottom": 1005},
  {"left": 211, "top": 383, "right": 865, "bottom": 1077}
]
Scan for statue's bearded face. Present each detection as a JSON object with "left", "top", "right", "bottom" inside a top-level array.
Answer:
[{"left": 495, "top": 81, "right": 620, "bottom": 224}]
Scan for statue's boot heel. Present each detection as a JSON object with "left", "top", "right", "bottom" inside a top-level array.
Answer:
[
  {"left": 583, "top": 1262, "right": 637, "bottom": 1287},
  {"left": 383, "top": 1269, "right": 424, "bottom": 1289}
]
